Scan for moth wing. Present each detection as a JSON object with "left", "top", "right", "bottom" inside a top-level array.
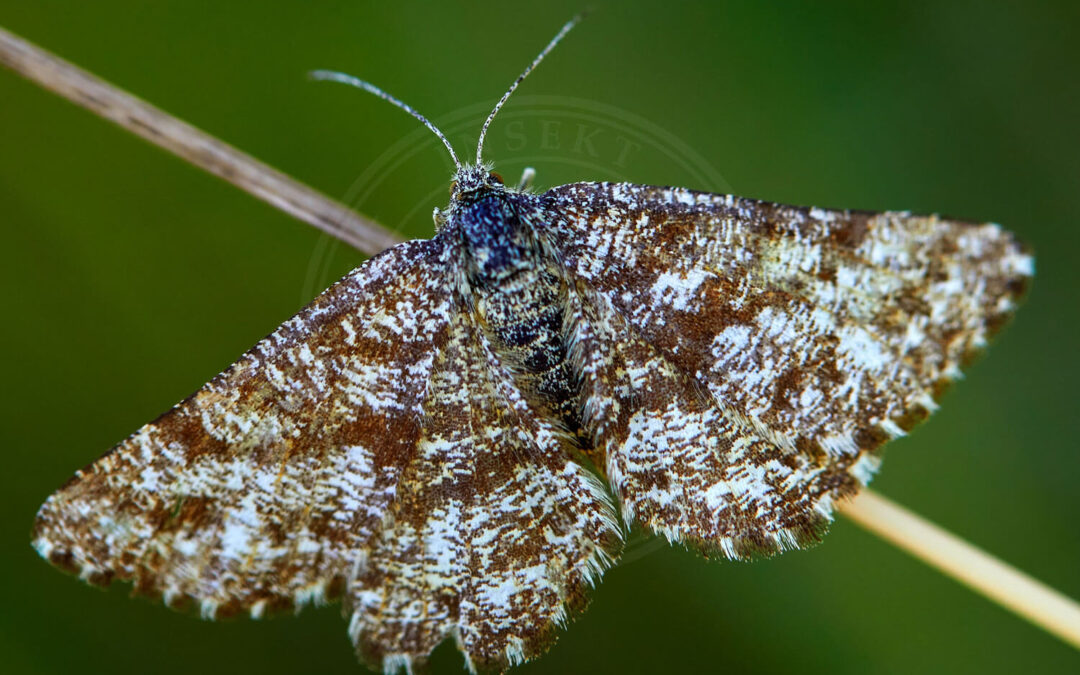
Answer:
[
  {"left": 545, "top": 182, "right": 1032, "bottom": 557},
  {"left": 33, "top": 238, "right": 458, "bottom": 619},
  {"left": 348, "top": 299, "right": 621, "bottom": 673},
  {"left": 34, "top": 234, "right": 621, "bottom": 673}
]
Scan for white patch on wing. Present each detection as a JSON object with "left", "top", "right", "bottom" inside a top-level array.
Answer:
[{"left": 650, "top": 268, "right": 710, "bottom": 311}]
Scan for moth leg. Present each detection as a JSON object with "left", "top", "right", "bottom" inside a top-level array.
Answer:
[
  {"left": 432, "top": 207, "right": 447, "bottom": 228},
  {"left": 516, "top": 167, "right": 536, "bottom": 191}
]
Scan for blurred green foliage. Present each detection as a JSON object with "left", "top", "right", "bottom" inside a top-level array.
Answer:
[{"left": 1, "top": 2, "right": 1077, "bottom": 673}]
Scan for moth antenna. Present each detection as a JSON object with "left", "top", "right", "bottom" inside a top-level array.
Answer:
[
  {"left": 310, "top": 70, "right": 461, "bottom": 170},
  {"left": 475, "top": 13, "right": 584, "bottom": 165}
]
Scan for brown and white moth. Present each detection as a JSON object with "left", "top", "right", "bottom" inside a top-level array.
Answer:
[{"left": 32, "top": 16, "right": 1032, "bottom": 675}]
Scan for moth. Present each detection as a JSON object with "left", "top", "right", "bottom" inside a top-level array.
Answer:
[{"left": 33, "top": 16, "right": 1032, "bottom": 675}]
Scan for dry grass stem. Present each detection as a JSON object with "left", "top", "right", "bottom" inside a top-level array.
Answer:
[
  {"left": 0, "top": 24, "right": 402, "bottom": 256},
  {"left": 842, "top": 489, "right": 1080, "bottom": 650}
]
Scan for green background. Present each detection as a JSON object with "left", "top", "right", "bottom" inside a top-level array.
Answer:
[{"left": 2, "top": 2, "right": 1077, "bottom": 673}]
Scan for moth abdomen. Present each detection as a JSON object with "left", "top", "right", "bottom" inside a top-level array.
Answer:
[{"left": 473, "top": 249, "right": 588, "bottom": 440}]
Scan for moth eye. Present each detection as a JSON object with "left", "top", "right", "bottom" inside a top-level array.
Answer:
[
  {"left": 489, "top": 172, "right": 504, "bottom": 184},
  {"left": 449, "top": 181, "right": 457, "bottom": 194}
]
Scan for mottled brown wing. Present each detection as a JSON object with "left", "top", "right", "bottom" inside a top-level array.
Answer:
[
  {"left": 34, "top": 234, "right": 621, "bottom": 673},
  {"left": 33, "top": 238, "right": 458, "bottom": 619},
  {"left": 546, "top": 182, "right": 1032, "bottom": 558},
  {"left": 348, "top": 301, "right": 620, "bottom": 673}
]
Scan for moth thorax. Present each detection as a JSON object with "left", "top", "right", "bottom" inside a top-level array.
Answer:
[{"left": 457, "top": 190, "right": 536, "bottom": 285}]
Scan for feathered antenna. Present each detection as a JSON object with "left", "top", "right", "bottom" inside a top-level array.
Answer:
[
  {"left": 309, "top": 70, "right": 462, "bottom": 169},
  {"left": 475, "top": 14, "right": 584, "bottom": 165}
]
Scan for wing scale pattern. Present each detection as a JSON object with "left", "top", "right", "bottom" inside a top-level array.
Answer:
[{"left": 546, "top": 182, "right": 1031, "bottom": 555}]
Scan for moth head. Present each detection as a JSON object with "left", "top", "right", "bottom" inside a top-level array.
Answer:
[{"left": 449, "top": 164, "right": 505, "bottom": 201}]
